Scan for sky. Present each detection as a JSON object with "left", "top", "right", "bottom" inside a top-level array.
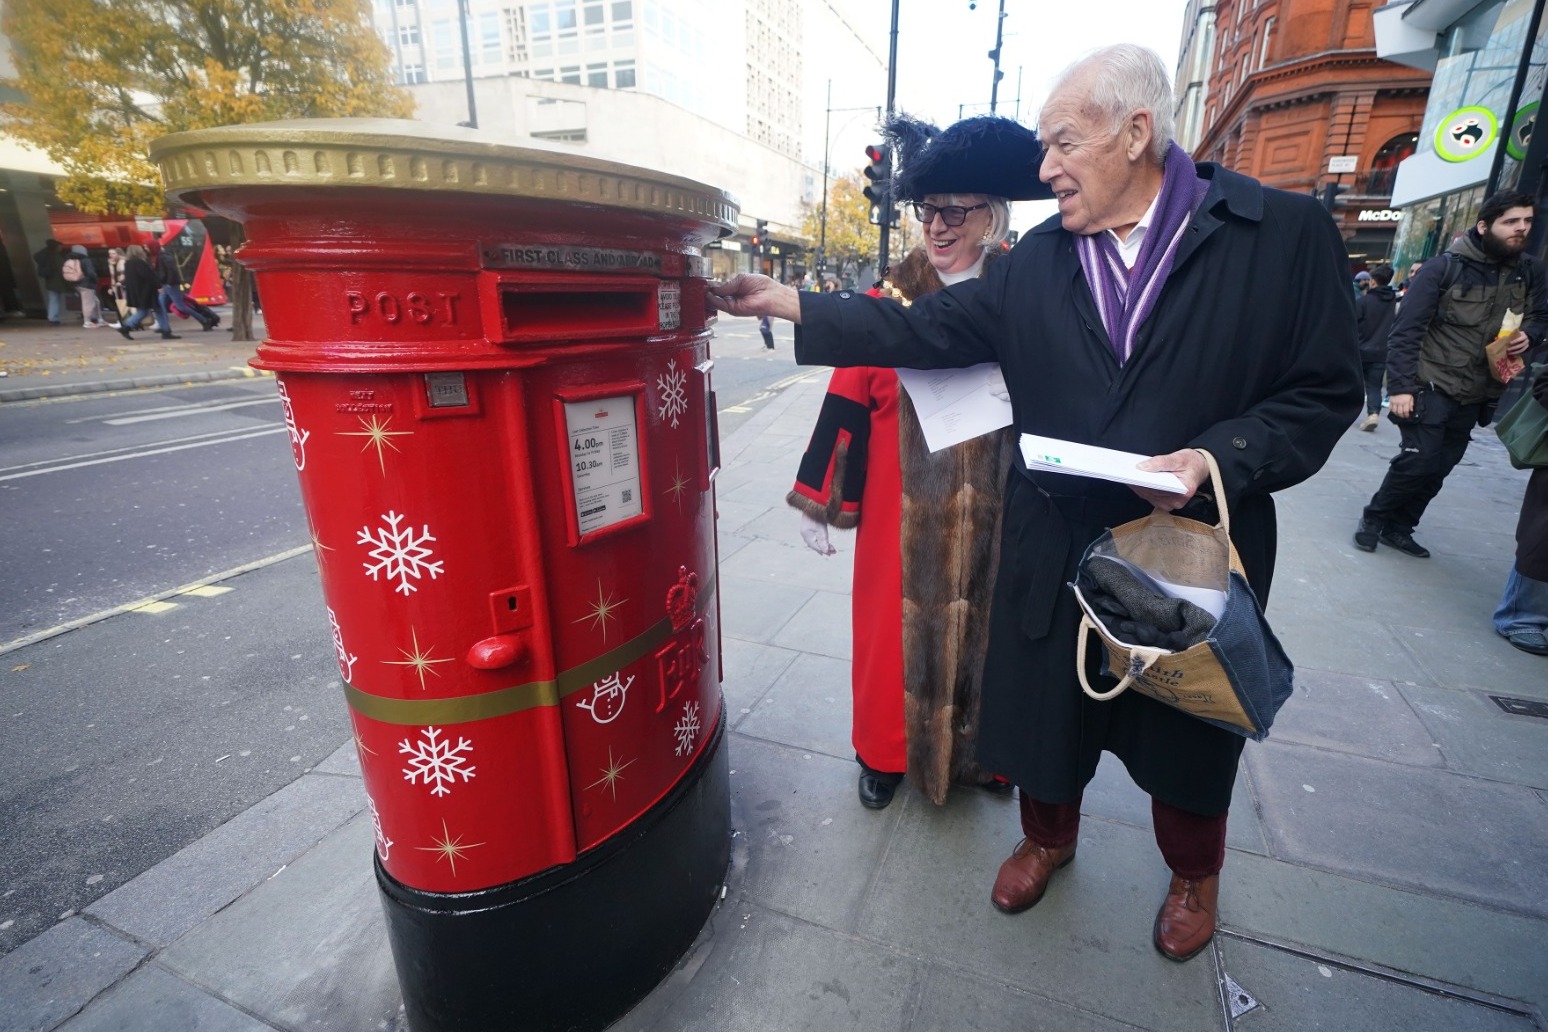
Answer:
[{"left": 818, "top": 0, "right": 1191, "bottom": 232}]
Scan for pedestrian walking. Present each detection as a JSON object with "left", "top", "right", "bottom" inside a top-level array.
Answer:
[
  {"left": 116, "top": 245, "right": 179, "bottom": 340},
  {"left": 1355, "top": 191, "right": 1548, "bottom": 558},
  {"left": 710, "top": 44, "right": 1362, "bottom": 962},
  {"left": 1356, "top": 264, "right": 1398, "bottom": 430},
  {"left": 1494, "top": 363, "right": 1548, "bottom": 656}
]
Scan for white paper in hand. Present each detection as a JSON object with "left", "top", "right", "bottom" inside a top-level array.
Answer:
[{"left": 1018, "top": 434, "right": 1187, "bottom": 493}]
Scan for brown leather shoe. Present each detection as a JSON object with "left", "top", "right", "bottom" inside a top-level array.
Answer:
[
  {"left": 1152, "top": 873, "right": 1219, "bottom": 961},
  {"left": 990, "top": 838, "right": 1076, "bottom": 914}
]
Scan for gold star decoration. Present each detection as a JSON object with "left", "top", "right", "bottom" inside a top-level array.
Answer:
[
  {"left": 416, "top": 818, "right": 484, "bottom": 877},
  {"left": 383, "top": 628, "right": 454, "bottom": 691},
  {"left": 337, "top": 415, "right": 413, "bottom": 475},
  {"left": 308, "top": 522, "right": 333, "bottom": 569},
  {"left": 586, "top": 748, "right": 637, "bottom": 801},
  {"left": 352, "top": 728, "right": 377, "bottom": 760},
  {"left": 664, "top": 458, "right": 692, "bottom": 512},
  {"left": 574, "top": 580, "right": 627, "bottom": 643}
]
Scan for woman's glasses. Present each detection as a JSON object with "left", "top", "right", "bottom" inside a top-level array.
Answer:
[{"left": 912, "top": 202, "right": 988, "bottom": 226}]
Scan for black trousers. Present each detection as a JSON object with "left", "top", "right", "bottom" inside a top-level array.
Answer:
[
  {"left": 1363, "top": 387, "right": 1480, "bottom": 533},
  {"left": 1361, "top": 359, "right": 1386, "bottom": 415}
]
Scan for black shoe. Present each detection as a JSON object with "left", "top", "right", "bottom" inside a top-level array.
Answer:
[
  {"left": 1378, "top": 528, "right": 1430, "bottom": 558},
  {"left": 117, "top": 324, "right": 133, "bottom": 339},
  {"left": 856, "top": 757, "right": 904, "bottom": 810},
  {"left": 1353, "top": 518, "right": 1380, "bottom": 552},
  {"left": 160, "top": 330, "right": 181, "bottom": 340}
]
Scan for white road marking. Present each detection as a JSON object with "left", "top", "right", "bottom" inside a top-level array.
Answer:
[
  {"left": 0, "top": 427, "right": 286, "bottom": 481},
  {"left": 101, "top": 397, "right": 280, "bottom": 425},
  {"left": 0, "top": 425, "right": 284, "bottom": 474},
  {"left": 0, "top": 544, "right": 313, "bottom": 656}
]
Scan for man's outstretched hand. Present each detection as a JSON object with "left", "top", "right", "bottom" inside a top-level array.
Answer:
[
  {"left": 1134, "top": 447, "right": 1210, "bottom": 510},
  {"left": 706, "top": 274, "right": 803, "bottom": 323}
]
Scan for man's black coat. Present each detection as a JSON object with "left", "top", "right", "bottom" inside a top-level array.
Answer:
[{"left": 793, "top": 163, "right": 1362, "bottom": 813}]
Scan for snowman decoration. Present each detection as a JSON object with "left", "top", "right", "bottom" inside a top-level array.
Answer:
[{"left": 578, "top": 671, "right": 634, "bottom": 724}]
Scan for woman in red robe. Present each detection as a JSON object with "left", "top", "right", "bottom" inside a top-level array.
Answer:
[{"left": 787, "top": 115, "right": 1051, "bottom": 809}]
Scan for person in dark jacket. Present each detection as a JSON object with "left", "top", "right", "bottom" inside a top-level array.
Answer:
[
  {"left": 32, "top": 239, "right": 66, "bottom": 324},
  {"left": 115, "top": 245, "right": 180, "bottom": 340},
  {"left": 709, "top": 44, "right": 1362, "bottom": 963},
  {"left": 1494, "top": 363, "right": 1548, "bottom": 656},
  {"left": 1355, "top": 191, "right": 1548, "bottom": 558},
  {"left": 1355, "top": 264, "right": 1398, "bottom": 430}
]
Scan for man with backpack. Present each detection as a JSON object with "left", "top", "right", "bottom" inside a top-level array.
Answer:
[
  {"left": 1355, "top": 190, "right": 1548, "bottom": 557},
  {"left": 62, "top": 244, "right": 106, "bottom": 327}
]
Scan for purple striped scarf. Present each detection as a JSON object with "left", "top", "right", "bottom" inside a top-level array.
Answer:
[{"left": 1076, "top": 142, "right": 1210, "bottom": 365}]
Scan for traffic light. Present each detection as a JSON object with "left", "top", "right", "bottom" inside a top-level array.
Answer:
[
  {"left": 863, "top": 143, "right": 891, "bottom": 209},
  {"left": 752, "top": 218, "right": 767, "bottom": 254}
]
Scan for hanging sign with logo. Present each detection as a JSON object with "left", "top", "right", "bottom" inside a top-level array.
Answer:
[
  {"left": 1435, "top": 106, "right": 1498, "bottom": 163},
  {"left": 1507, "top": 101, "right": 1538, "bottom": 161}
]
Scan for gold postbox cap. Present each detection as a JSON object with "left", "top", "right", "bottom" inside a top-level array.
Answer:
[{"left": 150, "top": 118, "right": 739, "bottom": 232}]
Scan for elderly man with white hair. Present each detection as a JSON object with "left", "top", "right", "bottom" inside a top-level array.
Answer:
[{"left": 710, "top": 44, "right": 1361, "bottom": 960}]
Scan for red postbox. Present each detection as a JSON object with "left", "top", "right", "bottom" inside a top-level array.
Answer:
[{"left": 151, "top": 120, "right": 736, "bottom": 1032}]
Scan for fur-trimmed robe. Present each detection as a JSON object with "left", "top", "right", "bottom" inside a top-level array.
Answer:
[{"left": 788, "top": 247, "right": 1012, "bottom": 804}]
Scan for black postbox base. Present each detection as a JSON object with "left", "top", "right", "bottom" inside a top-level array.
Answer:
[{"left": 377, "top": 706, "right": 730, "bottom": 1032}]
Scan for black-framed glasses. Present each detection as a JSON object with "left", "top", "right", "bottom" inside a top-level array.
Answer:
[{"left": 912, "top": 202, "right": 988, "bottom": 226}]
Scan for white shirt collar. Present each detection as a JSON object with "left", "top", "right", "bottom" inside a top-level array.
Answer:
[
  {"left": 1106, "top": 191, "right": 1161, "bottom": 270},
  {"left": 938, "top": 252, "right": 987, "bottom": 285}
]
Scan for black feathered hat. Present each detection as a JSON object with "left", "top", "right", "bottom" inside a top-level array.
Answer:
[{"left": 883, "top": 113, "right": 1053, "bottom": 203}]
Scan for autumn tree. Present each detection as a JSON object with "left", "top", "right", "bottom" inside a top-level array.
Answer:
[
  {"left": 1, "top": 0, "right": 414, "bottom": 339},
  {"left": 800, "top": 171, "right": 918, "bottom": 286}
]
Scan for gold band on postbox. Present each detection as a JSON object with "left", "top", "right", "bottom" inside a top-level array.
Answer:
[{"left": 339, "top": 575, "right": 716, "bottom": 726}]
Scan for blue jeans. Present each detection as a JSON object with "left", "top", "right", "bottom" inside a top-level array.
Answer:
[
  {"left": 1494, "top": 565, "right": 1548, "bottom": 636},
  {"left": 45, "top": 289, "right": 65, "bottom": 322}
]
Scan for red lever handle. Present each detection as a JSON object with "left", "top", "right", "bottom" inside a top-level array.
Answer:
[{"left": 466, "top": 634, "right": 524, "bottom": 670}]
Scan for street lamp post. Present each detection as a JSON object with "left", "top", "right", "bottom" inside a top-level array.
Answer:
[
  {"left": 988, "top": 0, "right": 1006, "bottom": 115},
  {"left": 879, "top": 0, "right": 900, "bottom": 272},
  {"left": 457, "top": 0, "right": 479, "bottom": 129}
]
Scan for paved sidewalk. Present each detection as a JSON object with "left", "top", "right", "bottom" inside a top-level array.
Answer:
[
  {"left": 2, "top": 363, "right": 1546, "bottom": 1031},
  {"left": 0, "top": 310, "right": 266, "bottom": 402}
]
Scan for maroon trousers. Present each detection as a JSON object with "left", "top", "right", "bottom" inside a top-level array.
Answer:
[{"left": 1020, "top": 791, "right": 1226, "bottom": 881}]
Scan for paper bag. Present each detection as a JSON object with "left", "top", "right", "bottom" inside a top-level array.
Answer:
[{"left": 1486, "top": 309, "right": 1526, "bottom": 383}]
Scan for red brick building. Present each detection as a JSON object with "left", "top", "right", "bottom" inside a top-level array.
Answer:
[{"left": 1184, "top": 0, "right": 1432, "bottom": 266}]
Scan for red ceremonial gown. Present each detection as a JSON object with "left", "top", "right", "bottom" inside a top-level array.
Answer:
[{"left": 787, "top": 248, "right": 1011, "bottom": 801}]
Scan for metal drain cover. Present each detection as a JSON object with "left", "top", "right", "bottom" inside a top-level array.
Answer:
[{"left": 1489, "top": 695, "right": 1548, "bottom": 719}]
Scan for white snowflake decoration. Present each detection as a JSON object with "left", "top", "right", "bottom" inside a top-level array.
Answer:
[
  {"left": 672, "top": 700, "right": 701, "bottom": 757},
  {"left": 366, "top": 793, "right": 393, "bottom": 861},
  {"left": 359, "top": 511, "right": 445, "bottom": 596},
  {"left": 399, "top": 726, "right": 476, "bottom": 797},
  {"left": 656, "top": 358, "right": 688, "bottom": 429}
]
